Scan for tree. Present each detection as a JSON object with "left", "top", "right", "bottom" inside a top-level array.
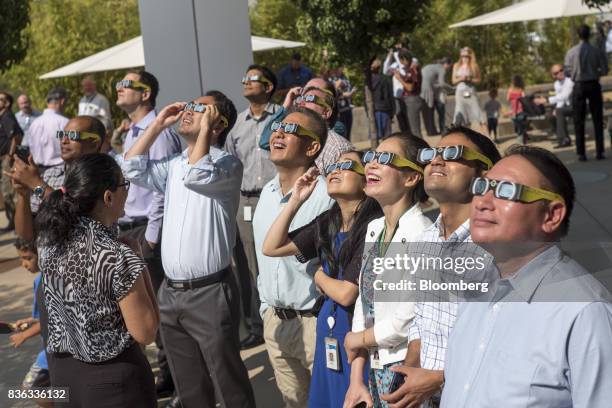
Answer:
[
  {"left": 0, "top": 0, "right": 30, "bottom": 73},
  {"left": 296, "top": 0, "right": 428, "bottom": 143},
  {"left": 584, "top": 0, "right": 612, "bottom": 6}
]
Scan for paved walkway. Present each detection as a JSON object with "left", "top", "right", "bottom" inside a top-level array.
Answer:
[{"left": 0, "top": 132, "right": 610, "bottom": 407}]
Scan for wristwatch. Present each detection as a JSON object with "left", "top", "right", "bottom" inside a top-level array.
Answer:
[{"left": 33, "top": 185, "right": 46, "bottom": 199}]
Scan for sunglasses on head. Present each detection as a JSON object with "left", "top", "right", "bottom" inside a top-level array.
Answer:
[
  {"left": 362, "top": 150, "right": 423, "bottom": 173},
  {"left": 183, "top": 102, "right": 229, "bottom": 128},
  {"left": 294, "top": 93, "right": 332, "bottom": 111},
  {"left": 241, "top": 75, "right": 271, "bottom": 86},
  {"left": 470, "top": 177, "right": 565, "bottom": 204},
  {"left": 56, "top": 130, "right": 101, "bottom": 142},
  {"left": 115, "top": 79, "right": 151, "bottom": 91},
  {"left": 325, "top": 160, "right": 365, "bottom": 176},
  {"left": 270, "top": 121, "right": 320, "bottom": 142},
  {"left": 417, "top": 145, "right": 493, "bottom": 170}
]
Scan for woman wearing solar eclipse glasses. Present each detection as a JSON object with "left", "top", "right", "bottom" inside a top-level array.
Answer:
[
  {"left": 343, "top": 133, "right": 433, "bottom": 408},
  {"left": 263, "top": 150, "right": 382, "bottom": 408}
]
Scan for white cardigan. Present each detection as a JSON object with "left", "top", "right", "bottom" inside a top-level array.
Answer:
[{"left": 352, "top": 204, "right": 432, "bottom": 366}]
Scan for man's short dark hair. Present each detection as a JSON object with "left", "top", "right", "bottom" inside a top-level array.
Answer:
[
  {"left": 47, "top": 86, "right": 68, "bottom": 103},
  {"left": 0, "top": 91, "right": 14, "bottom": 108},
  {"left": 398, "top": 48, "right": 413, "bottom": 62},
  {"left": 292, "top": 52, "right": 301, "bottom": 61},
  {"left": 284, "top": 106, "right": 328, "bottom": 163},
  {"left": 128, "top": 70, "right": 159, "bottom": 108},
  {"left": 578, "top": 24, "right": 591, "bottom": 41},
  {"left": 504, "top": 145, "right": 575, "bottom": 237},
  {"left": 439, "top": 57, "right": 452, "bottom": 65},
  {"left": 205, "top": 90, "right": 237, "bottom": 147},
  {"left": 15, "top": 237, "right": 36, "bottom": 253},
  {"left": 79, "top": 115, "right": 107, "bottom": 146},
  {"left": 442, "top": 125, "right": 502, "bottom": 167},
  {"left": 247, "top": 64, "right": 277, "bottom": 99}
]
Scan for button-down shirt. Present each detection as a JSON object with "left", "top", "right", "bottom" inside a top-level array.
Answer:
[
  {"left": 121, "top": 146, "right": 243, "bottom": 280},
  {"left": 30, "top": 164, "right": 65, "bottom": 213},
  {"left": 225, "top": 103, "right": 280, "bottom": 192},
  {"left": 277, "top": 65, "right": 314, "bottom": 89},
  {"left": 548, "top": 77, "right": 574, "bottom": 108},
  {"left": 441, "top": 245, "right": 612, "bottom": 408},
  {"left": 0, "top": 110, "right": 23, "bottom": 156},
  {"left": 28, "top": 109, "right": 68, "bottom": 166},
  {"left": 564, "top": 41, "right": 609, "bottom": 82},
  {"left": 253, "top": 174, "right": 333, "bottom": 315},
  {"left": 119, "top": 110, "right": 182, "bottom": 243},
  {"left": 15, "top": 110, "right": 41, "bottom": 146},
  {"left": 78, "top": 93, "right": 112, "bottom": 129}
]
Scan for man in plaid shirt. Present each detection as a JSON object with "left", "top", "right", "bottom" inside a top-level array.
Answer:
[{"left": 382, "top": 126, "right": 500, "bottom": 407}]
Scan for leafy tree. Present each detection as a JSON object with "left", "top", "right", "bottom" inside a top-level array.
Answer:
[
  {"left": 0, "top": 0, "right": 30, "bottom": 73},
  {"left": 584, "top": 0, "right": 612, "bottom": 6}
]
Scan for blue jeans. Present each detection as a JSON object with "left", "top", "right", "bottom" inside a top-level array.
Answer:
[{"left": 375, "top": 111, "right": 392, "bottom": 143}]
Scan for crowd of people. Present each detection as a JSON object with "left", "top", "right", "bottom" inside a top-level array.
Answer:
[{"left": 1, "top": 22, "right": 611, "bottom": 408}]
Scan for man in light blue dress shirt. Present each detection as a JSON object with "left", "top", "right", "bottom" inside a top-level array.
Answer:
[
  {"left": 121, "top": 91, "right": 255, "bottom": 408},
  {"left": 441, "top": 145, "right": 612, "bottom": 408},
  {"left": 253, "top": 106, "right": 333, "bottom": 407}
]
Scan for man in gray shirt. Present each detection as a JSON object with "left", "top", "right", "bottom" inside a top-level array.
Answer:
[
  {"left": 441, "top": 145, "right": 612, "bottom": 408},
  {"left": 564, "top": 24, "right": 608, "bottom": 161},
  {"left": 420, "top": 58, "right": 452, "bottom": 136},
  {"left": 225, "top": 64, "right": 280, "bottom": 350}
]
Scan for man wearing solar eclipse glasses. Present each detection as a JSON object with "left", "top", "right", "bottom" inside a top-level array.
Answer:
[
  {"left": 441, "top": 145, "right": 612, "bottom": 408},
  {"left": 122, "top": 91, "right": 256, "bottom": 407},
  {"left": 225, "top": 64, "right": 280, "bottom": 351}
]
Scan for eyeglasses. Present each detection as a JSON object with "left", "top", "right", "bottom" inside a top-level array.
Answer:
[
  {"left": 470, "top": 177, "right": 565, "bottom": 204},
  {"left": 115, "top": 79, "right": 151, "bottom": 91},
  {"left": 56, "top": 130, "right": 101, "bottom": 142},
  {"left": 117, "top": 180, "right": 131, "bottom": 192},
  {"left": 417, "top": 145, "right": 493, "bottom": 170},
  {"left": 294, "top": 94, "right": 332, "bottom": 111},
  {"left": 325, "top": 160, "right": 365, "bottom": 176},
  {"left": 182, "top": 102, "right": 229, "bottom": 128},
  {"left": 270, "top": 121, "right": 320, "bottom": 142},
  {"left": 241, "top": 75, "right": 272, "bottom": 86},
  {"left": 362, "top": 150, "right": 424, "bottom": 173}
]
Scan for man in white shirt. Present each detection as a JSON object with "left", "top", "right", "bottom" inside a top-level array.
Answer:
[
  {"left": 78, "top": 75, "right": 112, "bottom": 131},
  {"left": 28, "top": 87, "right": 69, "bottom": 167},
  {"left": 384, "top": 47, "right": 412, "bottom": 133},
  {"left": 15, "top": 94, "right": 41, "bottom": 146},
  {"left": 121, "top": 91, "right": 255, "bottom": 408},
  {"left": 535, "top": 64, "right": 574, "bottom": 148}
]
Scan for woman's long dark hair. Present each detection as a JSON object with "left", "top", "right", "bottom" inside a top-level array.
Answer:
[{"left": 36, "top": 153, "right": 124, "bottom": 247}]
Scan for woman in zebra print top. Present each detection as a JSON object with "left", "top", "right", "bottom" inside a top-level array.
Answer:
[{"left": 36, "top": 153, "right": 159, "bottom": 407}]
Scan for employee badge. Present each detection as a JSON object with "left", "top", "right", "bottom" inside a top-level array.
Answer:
[{"left": 324, "top": 336, "right": 340, "bottom": 371}]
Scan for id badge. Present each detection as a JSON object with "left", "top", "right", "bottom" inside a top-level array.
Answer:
[
  {"left": 370, "top": 349, "right": 383, "bottom": 370},
  {"left": 243, "top": 205, "right": 253, "bottom": 222},
  {"left": 324, "top": 337, "right": 340, "bottom": 371}
]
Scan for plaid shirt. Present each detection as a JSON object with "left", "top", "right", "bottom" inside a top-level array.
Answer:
[
  {"left": 31, "top": 164, "right": 65, "bottom": 213},
  {"left": 314, "top": 129, "right": 354, "bottom": 175}
]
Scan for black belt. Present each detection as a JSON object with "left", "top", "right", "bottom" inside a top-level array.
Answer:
[
  {"left": 241, "top": 190, "right": 262, "bottom": 198},
  {"left": 118, "top": 218, "right": 148, "bottom": 231},
  {"left": 166, "top": 267, "right": 229, "bottom": 291},
  {"left": 273, "top": 307, "right": 318, "bottom": 320}
]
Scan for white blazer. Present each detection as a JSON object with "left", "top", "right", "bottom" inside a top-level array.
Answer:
[{"left": 352, "top": 203, "right": 432, "bottom": 366}]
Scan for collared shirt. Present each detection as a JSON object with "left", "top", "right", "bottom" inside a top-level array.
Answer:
[
  {"left": 119, "top": 110, "right": 182, "bottom": 243},
  {"left": 121, "top": 146, "right": 243, "bottom": 280},
  {"left": 253, "top": 174, "right": 333, "bottom": 314},
  {"left": 441, "top": 245, "right": 612, "bottom": 408},
  {"left": 564, "top": 41, "right": 609, "bottom": 82},
  {"left": 548, "top": 77, "right": 574, "bottom": 108},
  {"left": 78, "top": 92, "right": 112, "bottom": 129},
  {"left": 30, "top": 164, "right": 65, "bottom": 213},
  {"left": 224, "top": 102, "right": 280, "bottom": 192},
  {"left": 0, "top": 110, "right": 23, "bottom": 156},
  {"left": 15, "top": 110, "right": 41, "bottom": 146},
  {"left": 277, "top": 65, "right": 314, "bottom": 89},
  {"left": 28, "top": 109, "right": 69, "bottom": 166}
]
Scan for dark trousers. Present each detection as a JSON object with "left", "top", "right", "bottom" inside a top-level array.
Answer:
[
  {"left": 551, "top": 106, "right": 573, "bottom": 144},
  {"left": 405, "top": 95, "right": 423, "bottom": 138},
  {"left": 573, "top": 80, "right": 605, "bottom": 156},
  {"left": 158, "top": 271, "right": 255, "bottom": 408},
  {"left": 338, "top": 109, "right": 353, "bottom": 140},
  {"left": 422, "top": 103, "right": 439, "bottom": 136},
  {"left": 487, "top": 117, "right": 498, "bottom": 138},
  {"left": 1, "top": 156, "right": 15, "bottom": 227},
  {"left": 395, "top": 97, "right": 410, "bottom": 132},
  {"left": 233, "top": 194, "right": 263, "bottom": 338},
  {"left": 118, "top": 223, "right": 171, "bottom": 384},
  {"left": 49, "top": 343, "right": 156, "bottom": 408},
  {"left": 434, "top": 99, "right": 446, "bottom": 132},
  {"left": 375, "top": 111, "right": 392, "bottom": 143}
]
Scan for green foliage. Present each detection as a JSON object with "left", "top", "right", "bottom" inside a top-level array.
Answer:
[
  {"left": 584, "top": 0, "right": 612, "bottom": 6},
  {"left": 2, "top": 0, "right": 140, "bottom": 122},
  {"left": 0, "top": 0, "right": 30, "bottom": 73}
]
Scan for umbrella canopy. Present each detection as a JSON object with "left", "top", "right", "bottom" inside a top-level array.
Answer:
[
  {"left": 450, "top": 0, "right": 612, "bottom": 28},
  {"left": 40, "top": 35, "right": 305, "bottom": 79}
]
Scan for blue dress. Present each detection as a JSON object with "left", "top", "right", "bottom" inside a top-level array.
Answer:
[{"left": 308, "top": 233, "right": 368, "bottom": 408}]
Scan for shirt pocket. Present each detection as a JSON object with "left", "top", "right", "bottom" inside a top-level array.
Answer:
[{"left": 483, "top": 350, "right": 538, "bottom": 407}]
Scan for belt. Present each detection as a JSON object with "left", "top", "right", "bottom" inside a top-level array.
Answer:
[
  {"left": 273, "top": 307, "right": 318, "bottom": 320},
  {"left": 118, "top": 218, "right": 148, "bottom": 231},
  {"left": 241, "top": 190, "right": 262, "bottom": 198},
  {"left": 166, "top": 267, "right": 229, "bottom": 291}
]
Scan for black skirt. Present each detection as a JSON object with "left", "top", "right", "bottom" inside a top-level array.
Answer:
[{"left": 48, "top": 342, "right": 156, "bottom": 408}]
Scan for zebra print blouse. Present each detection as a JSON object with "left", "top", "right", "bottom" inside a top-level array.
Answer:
[{"left": 39, "top": 216, "right": 145, "bottom": 363}]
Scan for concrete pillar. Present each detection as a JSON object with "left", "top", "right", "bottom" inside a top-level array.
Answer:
[{"left": 138, "top": 0, "right": 252, "bottom": 111}]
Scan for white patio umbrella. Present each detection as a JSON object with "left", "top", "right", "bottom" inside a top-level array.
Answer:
[
  {"left": 450, "top": 0, "right": 612, "bottom": 28},
  {"left": 39, "top": 35, "right": 305, "bottom": 79}
]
